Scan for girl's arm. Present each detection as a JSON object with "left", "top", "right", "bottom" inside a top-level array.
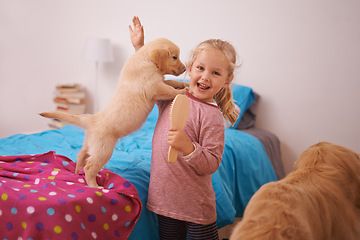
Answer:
[
  {"left": 169, "top": 114, "right": 225, "bottom": 175},
  {"left": 168, "top": 129, "right": 195, "bottom": 156},
  {"left": 185, "top": 123, "right": 224, "bottom": 175},
  {"left": 129, "top": 16, "right": 144, "bottom": 51}
]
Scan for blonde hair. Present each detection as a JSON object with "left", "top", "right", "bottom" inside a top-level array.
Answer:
[{"left": 187, "top": 39, "right": 239, "bottom": 125}]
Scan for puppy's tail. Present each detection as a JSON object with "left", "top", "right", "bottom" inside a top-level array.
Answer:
[{"left": 39, "top": 111, "right": 88, "bottom": 129}]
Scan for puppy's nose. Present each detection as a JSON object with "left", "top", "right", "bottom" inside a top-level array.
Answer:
[{"left": 180, "top": 65, "right": 186, "bottom": 73}]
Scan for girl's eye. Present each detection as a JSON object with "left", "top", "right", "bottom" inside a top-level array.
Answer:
[
  {"left": 173, "top": 56, "right": 178, "bottom": 60},
  {"left": 213, "top": 71, "right": 220, "bottom": 76},
  {"left": 197, "top": 66, "right": 204, "bottom": 70}
]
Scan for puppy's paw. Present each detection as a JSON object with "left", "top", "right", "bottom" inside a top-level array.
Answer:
[
  {"left": 178, "top": 87, "right": 189, "bottom": 94},
  {"left": 87, "top": 182, "right": 101, "bottom": 188},
  {"left": 182, "top": 82, "right": 190, "bottom": 88}
]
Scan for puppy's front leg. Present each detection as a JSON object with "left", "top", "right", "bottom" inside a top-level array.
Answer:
[
  {"left": 154, "top": 82, "right": 187, "bottom": 100},
  {"left": 164, "top": 80, "right": 189, "bottom": 89}
]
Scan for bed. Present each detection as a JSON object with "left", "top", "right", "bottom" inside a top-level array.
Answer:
[{"left": 0, "top": 84, "right": 284, "bottom": 239}]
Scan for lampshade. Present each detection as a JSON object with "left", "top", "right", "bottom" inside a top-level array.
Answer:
[{"left": 84, "top": 38, "right": 114, "bottom": 62}]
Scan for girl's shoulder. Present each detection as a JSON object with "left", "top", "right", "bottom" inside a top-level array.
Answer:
[
  {"left": 186, "top": 93, "right": 224, "bottom": 126},
  {"left": 185, "top": 92, "right": 219, "bottom": 109}
]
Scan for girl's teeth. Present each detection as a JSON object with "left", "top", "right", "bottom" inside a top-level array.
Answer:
[{"left": 198, "top": 83, "right": 209, "bottom": 90}]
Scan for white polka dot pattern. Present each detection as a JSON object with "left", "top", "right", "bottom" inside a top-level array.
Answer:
[{"left": 0, "top": 151, "right": 142, "bottom": 239}]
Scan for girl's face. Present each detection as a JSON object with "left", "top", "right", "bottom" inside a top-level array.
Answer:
[{"left": 188, "top": 49, "right": 233, "bottom": 103}]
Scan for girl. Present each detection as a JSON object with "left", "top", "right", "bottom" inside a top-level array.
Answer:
[{"left": 130, "top": 16, "right": 239, "bottom": 240}]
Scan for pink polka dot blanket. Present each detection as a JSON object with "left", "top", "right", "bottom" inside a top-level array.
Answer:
[{"left": 0, "top": 151, "right": 142, "bottom": 240}]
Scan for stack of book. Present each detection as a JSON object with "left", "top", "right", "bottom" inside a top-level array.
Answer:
[{"left": 48, "top": 84, "right": 86, "bottom": 129}]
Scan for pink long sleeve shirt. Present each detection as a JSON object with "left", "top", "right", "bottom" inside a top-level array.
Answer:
[{"left": 146, "top": 91, "right": 225, "bottom": 225}]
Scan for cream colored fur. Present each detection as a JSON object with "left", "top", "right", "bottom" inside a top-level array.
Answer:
[
  {"left": 40, "top": 38, "right": 188, "bottom": 188},
  {"left": 230, "top": 142, "right": 360, "bottom": 240}
]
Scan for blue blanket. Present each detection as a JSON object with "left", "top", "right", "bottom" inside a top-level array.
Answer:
[{"left": 0, "top": 107, "right": 276, "bottom": 239}]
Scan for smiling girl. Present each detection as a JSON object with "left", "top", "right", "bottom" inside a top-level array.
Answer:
[{"left": 129, "top": 17, "right": 239, "bottom": 240}]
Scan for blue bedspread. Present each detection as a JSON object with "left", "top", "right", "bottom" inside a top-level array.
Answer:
[{"left": 0, "top": 107, "right": 276, "bottom": 239}]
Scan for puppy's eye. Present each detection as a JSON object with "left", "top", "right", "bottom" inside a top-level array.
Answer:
[{"left": 173, "top": 56, "right": 178, "bottom": 60}]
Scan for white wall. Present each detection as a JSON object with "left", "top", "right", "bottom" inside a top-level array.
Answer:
[{"left": 1, "top": 0, "right": 359, "bottom": 174}]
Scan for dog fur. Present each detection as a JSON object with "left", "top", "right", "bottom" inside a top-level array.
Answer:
[
  {"left": 40, "top": 38, "right": 188, "bottom": 188},
  {"left": 230, "top": 142, "right": 360, "bottom": 240}
]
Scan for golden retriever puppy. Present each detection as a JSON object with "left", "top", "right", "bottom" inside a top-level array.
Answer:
[
  {"left": 40, "top": 38, "right": 188, "bottom": 188},
  {"left": 230, "top": 142, "right": 360, "bottom": 240}
]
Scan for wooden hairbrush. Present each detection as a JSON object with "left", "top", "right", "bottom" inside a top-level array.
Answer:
[{"left": 168, "top": 94, "right": 190, "bottom": 163}]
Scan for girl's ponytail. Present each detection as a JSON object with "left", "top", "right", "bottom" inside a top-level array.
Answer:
[{"left": 214, "top": 86, "right": 238, "bottom": 126}]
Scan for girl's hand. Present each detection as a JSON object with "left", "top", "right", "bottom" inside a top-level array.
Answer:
[
  {"left": 129, "top": 16, "right": 144, "bottom": 51},
  {"left": 168, "top": 129, "right": 195, "bottom": 156}
]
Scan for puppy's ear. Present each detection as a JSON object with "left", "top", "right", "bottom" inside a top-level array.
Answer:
[{"left": 151, "top": 49, "right": 169, "bottom": 73}]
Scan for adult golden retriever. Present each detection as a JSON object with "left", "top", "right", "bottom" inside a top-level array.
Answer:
[
  {"left": 230, "top": 142, "right": 360, "bottom": 240},
  {"left": 40, "top": 38, "right": 188, "bottom": 188}
]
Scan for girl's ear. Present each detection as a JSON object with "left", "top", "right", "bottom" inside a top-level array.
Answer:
[
  {"left": 186, "top": 65, "right": 193, "bottom": 79},
  {"left": 187, "top": 64, "right": 192, "bottom": 74},
  {"left": 224, "top": 74, "right": 234, "bottom": 87}
]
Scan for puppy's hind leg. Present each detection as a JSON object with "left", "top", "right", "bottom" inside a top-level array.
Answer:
[
  {"left": 83, "top": 158, "right": 106, "bottom": 188},
  {"left": 76, "top": 146, "right": 89, "bottom": 174},
  {"left": 83, "top": 138, "right": 117, "bottom": 188}
]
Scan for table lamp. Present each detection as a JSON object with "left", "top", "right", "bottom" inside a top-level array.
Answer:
[{"left": 84, "top": 38, "right": 114, "bottom": 113}]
